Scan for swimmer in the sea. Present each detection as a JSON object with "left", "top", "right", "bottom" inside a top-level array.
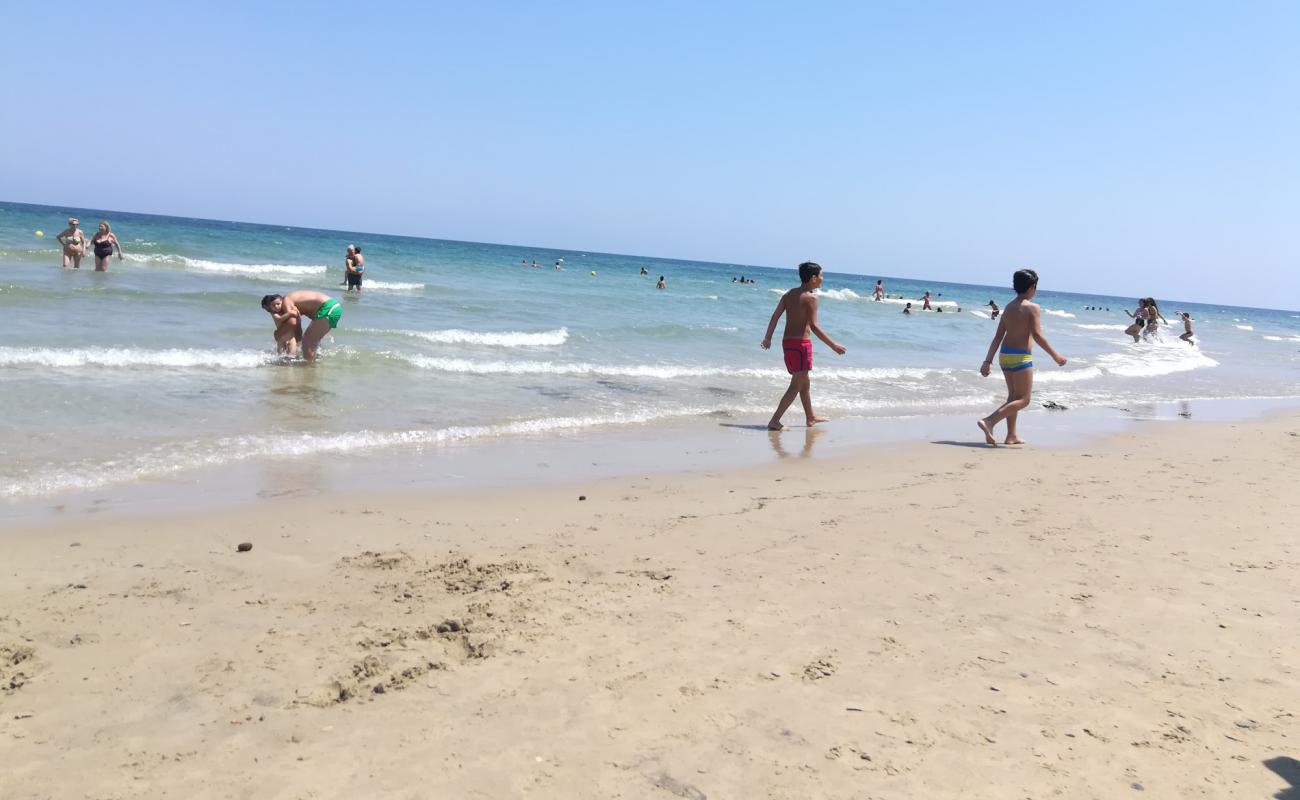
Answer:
[
  {"left": 987, "top": 300, "right": 999, "bottom": 320},
  {"left": 921, "top": 291, "right": 932, "bottom": 311},
  {"left": 89, "top": 221, "right": 122, "bottom": 272},
  {"left": 761, "top": 261, "right": 846, "bottom": 430},
  {"left": 261, "top": 290, "right": 342, "bottom": 362},
  {"left": 902, "top": 302, "right": 912, "bottom": 315},
  {"left": 344, "top": 244, "right": 364, "bottom": 292},
  {"left": 56, "top": 217, "right": 86, "bottom": 269},
  {"left": 976, "top": 269, "right": 1067, "bottom": 446},
  {"left": 657, "top": 275, "right": 666, "bottom": 289}
]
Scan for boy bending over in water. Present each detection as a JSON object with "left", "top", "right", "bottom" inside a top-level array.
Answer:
[
  {"left": 761, "top": 261, "right": 846, "bottom": 430},
  {"left": 977, "top": 269, "right": 1067, "bottom": 445},
  {"left": 261, "top": 290, "right": 342, "bottom": 362}
]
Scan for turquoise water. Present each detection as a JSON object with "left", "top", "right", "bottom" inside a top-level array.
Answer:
[{"left": 2, "top": 200, "right": 1298, "bottom": 500}]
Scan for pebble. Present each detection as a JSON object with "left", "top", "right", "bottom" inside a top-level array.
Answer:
[
  {"left": 237, "top": 542, "right": 253, "bottom": 553},
  {"left": 373, "top": 684, "right": 386, "bottom": 694},
  {"left": 578, "top": 495, "right": 587, "bottom": 501}
]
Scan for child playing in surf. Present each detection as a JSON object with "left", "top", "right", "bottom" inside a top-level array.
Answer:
[
  {"left": 976, "top": 269, "right": 1067, "bottom": 446},
  {"left": 1177, "top": 312, "right": 1195, "bottom": 344},
  {"left": 261, "top": 290, "right": 342, "bottom": 362},
  {"left": 761, "top": 261, "right": 847, "bottom": 430}
]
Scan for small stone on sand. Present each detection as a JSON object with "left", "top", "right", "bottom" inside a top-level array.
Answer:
[{"left": 237, "top": 542, "right": 253, "bottom": 552}]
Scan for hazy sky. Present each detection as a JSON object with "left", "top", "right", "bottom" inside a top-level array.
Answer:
[{"left": 3, "top": 2, "right": 1297, "bottom": 307}]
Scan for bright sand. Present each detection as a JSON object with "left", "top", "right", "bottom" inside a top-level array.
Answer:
[{"left": 2, "top": 415, "right": 1298, "bottom": 799}]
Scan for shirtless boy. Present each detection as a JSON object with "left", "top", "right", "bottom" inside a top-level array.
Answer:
[
  {"left": 976, "top": 269, "right": 1067, "bottom": 446},
  {"left": 761, "top": 261, "right": 846, "bottom": 430},
  {"left": 260, "top": 290, "right": 342, "bottom": 362},
  {"left": 1177, "top": 312, "right": 1195, "bottom": 344}
]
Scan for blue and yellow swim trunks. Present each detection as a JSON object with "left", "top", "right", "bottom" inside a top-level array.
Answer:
[
  {"left": 998, "top": 346, "right": 1033, "bottom": 372},
  {"left": 313, "top": 298, "right": 342, "bottom": 329}
]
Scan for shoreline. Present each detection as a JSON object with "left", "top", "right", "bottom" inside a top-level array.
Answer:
[
  {"left": 4, "top": 394, "right": 1299, "bottom": 527},
  {"left": 3, "top": 411, "right": 1298, "bottom": 798}
]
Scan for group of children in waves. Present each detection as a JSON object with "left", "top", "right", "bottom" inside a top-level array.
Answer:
[
  {"left": 39, "top": 216, "right": 1198, "bottom": 444},
  {"left": 1124, "top": 297, "right": 1196, "bottom": 345}
]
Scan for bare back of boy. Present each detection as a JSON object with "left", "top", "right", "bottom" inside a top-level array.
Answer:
[
  {"left": 780, "top": 287, "right": 817, "bottom": 340},
  {"left": 282, "top": 290, "right": 335, "bottom": 361}
]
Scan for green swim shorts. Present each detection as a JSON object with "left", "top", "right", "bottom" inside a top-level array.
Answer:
[{"left": 313, "top": 298, "right": 342, "bottom": 329}]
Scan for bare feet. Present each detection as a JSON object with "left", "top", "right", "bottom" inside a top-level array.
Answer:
[
  {"left": 807, "top": 416, "right": 830, "bottom": 426},
  {"left": 977, "top": 419, "right": 997, "bottom": 445},
  {"left": 1004, "top": 436, "right": 1025, "bottom": 445},
  {"left": 767, "top": 422, "right": 787, "bottom": 431}
]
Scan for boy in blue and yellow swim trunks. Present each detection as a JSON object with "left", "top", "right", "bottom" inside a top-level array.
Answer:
[
  {"left": 260, "top": 290, "right": 341, "bottom": 363},
  {"left": 976, "top": 269, "right": 1068, "bottom": 446}
]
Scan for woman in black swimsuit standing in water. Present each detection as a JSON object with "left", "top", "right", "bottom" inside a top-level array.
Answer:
[{"left": 90, "top": 221, "right": 123, "bottom": 272}]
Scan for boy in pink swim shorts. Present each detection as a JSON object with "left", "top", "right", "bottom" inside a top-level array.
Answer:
[{"left": 761, "top": 261, "right": 847, "bottom": 430}]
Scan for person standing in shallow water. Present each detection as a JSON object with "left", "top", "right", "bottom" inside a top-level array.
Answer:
[
  {"left": 343, "top": 245, "right": 364, "bottom": 292},
  {"left": 761, "top": 261, "right": 846, "bottom": 430},
  {"left": 56, "top": 217, "right": 86, "bottom": 269},
  {"left": 261, "top": 290, "right": 342, "bottom": 362},
  {"left": 976, "top": 269, "right": 1067, "bottom": 446},
  {"left": 89, "top": 221, "right": 122, "bottom": 272}
]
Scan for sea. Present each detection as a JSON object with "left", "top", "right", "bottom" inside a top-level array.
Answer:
[{"left": 2, "top": 200, "right": 1299, "bottom": 509}]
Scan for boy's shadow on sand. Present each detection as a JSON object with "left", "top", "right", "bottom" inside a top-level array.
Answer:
[
  {"left": 1265, "top": 757, "right": 1300, "bottom": 799},
  {"left": 931, "top": 440, "right": 1003, "bottom": 449}
]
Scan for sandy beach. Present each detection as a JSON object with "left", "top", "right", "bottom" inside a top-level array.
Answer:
[{"left": 2, "top": 413, "right": 1298, "bottom": 799}]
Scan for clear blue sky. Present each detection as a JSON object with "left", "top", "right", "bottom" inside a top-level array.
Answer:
[{"left": 3, "top": 1, "right": 1297, "bottom": 307}]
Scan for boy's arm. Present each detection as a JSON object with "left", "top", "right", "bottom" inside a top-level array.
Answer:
[
  {"left": 760, "top": 295, "right": 786, "bottom": 349},
  {"left": 1029, "top": 305, "right": 1067, "bottom": 366},
  {"left": 980, "top": 316, "right": 1007, "bottom": 376},
  {"left": 808, "top": 296, "right": 846, "bottom": 355}
]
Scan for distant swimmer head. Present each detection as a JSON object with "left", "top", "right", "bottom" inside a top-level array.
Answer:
[
  {"left": 261, "top": 294, "right": 284, "bottom": 313},
  {"left": 798, "top": 261, "right": 822, "bottom": 284},
  {"left": 1012, "top": 268, "right": 1038, "bottom": 295}
]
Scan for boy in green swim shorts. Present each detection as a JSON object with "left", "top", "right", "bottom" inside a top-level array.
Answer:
[
  {"left": 261, "top": 290, "right": 341, "bottom": 362},
  {"left": 976, "top": 269, "right": 1067, "bottom": 446}
]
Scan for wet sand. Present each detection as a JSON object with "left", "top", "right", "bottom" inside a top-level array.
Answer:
[{"left": 2, "top": 413, "right": 1298, "bottom": 799}]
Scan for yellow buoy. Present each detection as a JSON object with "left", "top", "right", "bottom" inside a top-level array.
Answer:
[
  {"left": 35, "top": 230, "right": 44, "bottom": 237},
  {"left": 590, "top": 271, "right": 596, "bottom": 276}
]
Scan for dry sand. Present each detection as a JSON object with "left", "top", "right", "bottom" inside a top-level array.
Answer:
[{"left": 2, "top": 414, "right": 1298, "bottom": 799}]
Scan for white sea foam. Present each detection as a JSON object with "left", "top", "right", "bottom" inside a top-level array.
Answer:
[
  {"left": 363, "top": 281, "right": 426, "bottom": 291},
  {"left": 361, "top": 328, "right": 569, "bottom": 347},
  {"left": 1094, "top": 342, "right": 1219, "bottom": 378},
  {"left": 122, "top": 252, "right": 328, "bottom": 278},
  {"left": 0, "top": 346, "right": 274, "bottom": 369},
  {"left": 1, "top": 408, "right": 722, "bottom": 498},
  {"left": 1036, "top": 367, "right": 1104, "bottom": 384},
  {"left": 814, "top": 288, "right": 863, "bottom": 301},
  {"left": 395, "top": 354, "right": 944, "bottom": 382},
  {"left": 968, "top": 310, "right": 990, "bottom": 319},
  {"left": 1235, "top": 325, "right": 1254, "bottom": 331},
  {"left": 1042, "top": 309, "right": 1076, "bottom": 318},
  {"left": 875, "top": 296, "right": 960, "bottom": 308},
  {"left": 1262, "top": 335, "right": 1300, "bottom": 342},
  {"left": 1074, "top": 323, "right": 1127, "bottom": 331}
]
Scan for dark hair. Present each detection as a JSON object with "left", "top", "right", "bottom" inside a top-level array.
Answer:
[
  {"left": 798, "top": 261, "right": 822, "bottom": 283},
  {"left": 354, "top": 246, "right": 362, "bottom": 254},
  {"left": 1012, "top": 268, "right": 1038, "bottom": 294},
  {"left": 261, "top": 294, "right": 282, "bottom": 309}
]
